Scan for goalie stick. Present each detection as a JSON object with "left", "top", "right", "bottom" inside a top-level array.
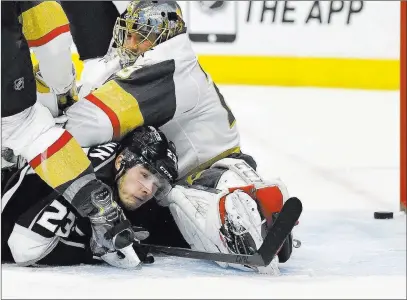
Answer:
[{"left": 138, "top": 197, "right": 302, "bottom": 267}]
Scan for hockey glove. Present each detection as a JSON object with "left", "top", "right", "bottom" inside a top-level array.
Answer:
[
  {"left": 131, "top": 226, "right": 154, "bottom": 264},
  {"left": 87, "top": 184, "right": 142, "bottom": 269}
]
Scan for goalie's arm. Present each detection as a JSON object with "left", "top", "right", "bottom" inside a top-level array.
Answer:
[{"left": 65, "top": 60, "right": 185, "bottom": 147}]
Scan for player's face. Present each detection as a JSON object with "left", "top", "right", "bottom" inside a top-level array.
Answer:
[
  {"left": 124, "top": 32, "right": 154, "bottom": 56},
  {"left": 117, "top": 164, "right": 160, "bottom": 211}
]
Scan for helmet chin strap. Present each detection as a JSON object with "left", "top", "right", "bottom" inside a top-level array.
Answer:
[{"left": 115, "top": 164, "right": 126, "bottom": 182}]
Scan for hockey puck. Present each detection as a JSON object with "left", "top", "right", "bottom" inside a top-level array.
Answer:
[{"left": 374, "top": 211, "right": 393, "bottom": 219}]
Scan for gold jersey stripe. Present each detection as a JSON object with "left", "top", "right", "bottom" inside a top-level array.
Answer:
[
  {"left": 90, "top": 80, "right": 145, "bottom": 139},
  {"left": 32, "top": 131, "right": 91, "bottom": 189},
  {"left": 22, "top": 1, "right": 69, "bottom": 44},
  {"left": 184, "top": 147, "right": 241, "bottom": 185}
]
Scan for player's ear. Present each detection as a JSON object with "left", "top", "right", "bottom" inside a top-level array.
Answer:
[{"left": 115, "top": 154, "right": 124, "bottom": 171}]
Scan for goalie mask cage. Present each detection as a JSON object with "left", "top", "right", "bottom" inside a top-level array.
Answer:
[{"left": 401, "top": 0, "right": 406, "bottom": 212}]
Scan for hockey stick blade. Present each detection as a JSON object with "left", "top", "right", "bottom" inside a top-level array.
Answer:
[
  {"left": 257, "top": 196, "right": 302, "bottom": 265},
  {"left": 138, "top": 197, "right": 302, "bottom": 267}
]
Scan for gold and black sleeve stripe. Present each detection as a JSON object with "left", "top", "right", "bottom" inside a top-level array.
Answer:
[
  {"left": 84, "top": 60, "right": 177, "bottom": 140},
  {"left": 29, "top": 131, "right": 93, "bottom": 193},
  {"left": 20, "top": 1, "right": 70, "bottom": 47}
]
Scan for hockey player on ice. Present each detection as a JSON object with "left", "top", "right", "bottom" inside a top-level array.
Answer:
[
  {"left": 58, "top": 0, "right": 299, "bottom": 272},
  {"left": 3, "top": 126, "right": 286, "bottom": 274},
  {"left": 1, "top": 0, "right": 141, "bottom": 271},
  {"left": 66, "top": 0, "right": 298, "bottom": 265},
  {"left": 6, "top": 1, "right": 299, "bottom": 273},
  {"left": 2, "top": 126, "right": 177, "bottom": 268}
]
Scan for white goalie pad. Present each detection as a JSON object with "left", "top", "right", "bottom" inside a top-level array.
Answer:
[
  {"left": 165, "top": 185, "right": 279, "bottom": 274},
  {"left": 166, "top": 186, "right": 228, "bottom": 256},
  {"left": 162, "top": 157, "right": 293, "bottom": 274},
  {"left": 211, "top": 158, "right": 290, "bottom": 202}
]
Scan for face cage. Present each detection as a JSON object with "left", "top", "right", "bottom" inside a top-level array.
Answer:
[
  {"left": 117, "top": 149, "right": 173, "bottom": 200},
  {"left": 139, "top": 161, "right": 173, "bottom": 200},
  {"left": 113, "top": 17, "right": 173, "bottom": 66}
]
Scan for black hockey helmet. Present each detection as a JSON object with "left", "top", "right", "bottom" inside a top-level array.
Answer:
[{"left": 116, "top": 126, "right": 178, "bottom": 199}]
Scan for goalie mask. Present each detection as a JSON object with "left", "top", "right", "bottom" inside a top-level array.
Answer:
[
  {"left": 113, "top": 0, "right": 186, "bottom": 65},
  {"left": 116, "top": 126, "right": 178, "bottom": 201}
]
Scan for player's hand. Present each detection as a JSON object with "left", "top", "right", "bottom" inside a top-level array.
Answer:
[
  {"left": 56, "top": 83, "right": 78, "bottom": 114},
  {"left": 88, "top": 184, "right": 142, "bottom": 269},
  {"left": 131, "top": 226, "right": 154, "bottom": 264}
]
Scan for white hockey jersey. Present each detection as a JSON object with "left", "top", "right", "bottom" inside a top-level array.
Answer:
[
  {"left": 24, "top": 1, "right": 75, "bottom": 95},
  {"left": 64, "top": 33, "right": 241, "bottom": 180}
]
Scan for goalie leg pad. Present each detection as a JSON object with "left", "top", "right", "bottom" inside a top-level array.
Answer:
[
  {"left": 166, "top": 186, "right": 268, "bottom": 272},
  {"left": 219, "top": 190, "right": 263, "bottom": 252},
  {"left": 166, "top": 186, "right": 228, "bottom": 253},
  {"left": 212, "top": 158, "right": 289, "bottom": 225},
  {"left": 212, "top": 158, "right": 295, "bottom": 265}
]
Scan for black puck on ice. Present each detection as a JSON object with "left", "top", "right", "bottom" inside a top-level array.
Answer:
[{"left": 374, "top": 211, "right": 394, "bottom": 219}]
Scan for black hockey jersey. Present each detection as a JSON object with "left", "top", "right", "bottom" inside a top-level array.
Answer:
[
  {"left": 2, "top": 142, "right": 119, "bottom": 223},
  {"left": 1, "top": 142, "right": 187, "bottom": 264},
  {"left": 1, "top": 143, "right": 119, "bottom": 255},
  {"left": 2, "top": 1, "right": 74, "bottom": 117}
]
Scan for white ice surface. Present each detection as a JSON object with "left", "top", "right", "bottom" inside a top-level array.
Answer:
[{"left": 2, "top": 86, "right": 406, "bottom": 299}]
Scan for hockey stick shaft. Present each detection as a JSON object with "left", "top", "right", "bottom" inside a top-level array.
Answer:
[{"left": 139, "top": 243, "right": 265, "bottom": 266}]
